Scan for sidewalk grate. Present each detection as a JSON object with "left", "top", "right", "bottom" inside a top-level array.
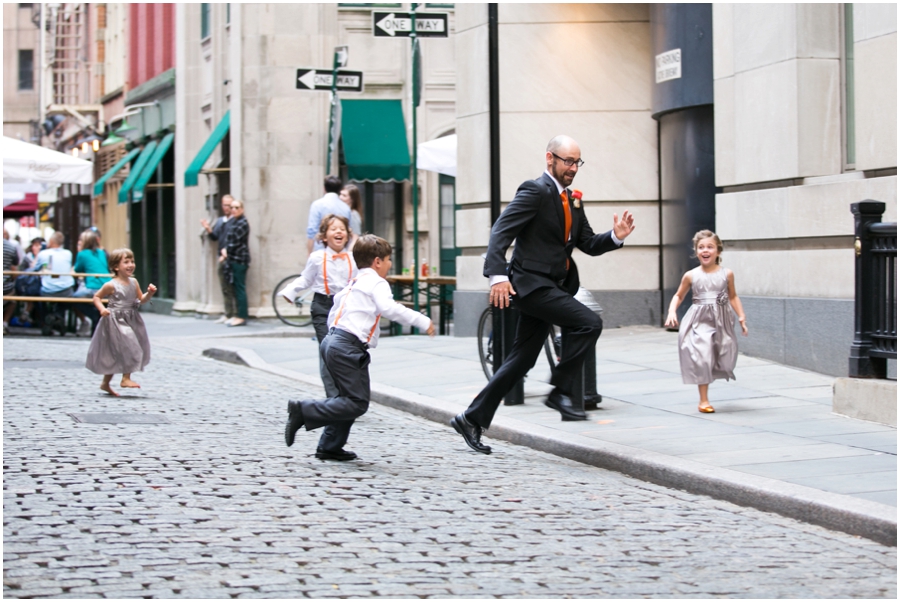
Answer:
[{"left": 68, "top": 413, "right": 171, "bottom": 425}]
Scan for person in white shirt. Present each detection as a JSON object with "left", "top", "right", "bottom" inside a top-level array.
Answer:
[
  {"left": 35, "top": 232, "right": 75, "bottom": 295},
  {"left": 278, "top": 214, "right": 357, "bottom": 397},
  {"left": 284, "top": 234, "right": 435, "bottom": 461},
  {"left": 306, "top": 176, "right": 351, "bottom": 254}
]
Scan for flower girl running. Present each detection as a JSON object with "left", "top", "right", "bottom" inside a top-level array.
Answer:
[
  {"left": 85, "top": 248, "right": 157, "bottom": 396},
  {"left": 664, "top": 230, "right": 748, "bottom": 413}
]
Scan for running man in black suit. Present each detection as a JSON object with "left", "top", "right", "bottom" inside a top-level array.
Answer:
[{"left": 451, "top": 135, "right": 636, "bottom": 454}]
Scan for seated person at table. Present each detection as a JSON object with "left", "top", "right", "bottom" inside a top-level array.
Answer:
[{"left": 35, "top": 232, "right": 75, "bottom": 297}]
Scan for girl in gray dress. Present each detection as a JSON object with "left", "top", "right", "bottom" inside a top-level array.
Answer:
[
  {"left": 85, "top": 248, "right": 157, "bottom": 396},
  {"left": 664, "top": 231, "right": 748, "bottom": 413}
]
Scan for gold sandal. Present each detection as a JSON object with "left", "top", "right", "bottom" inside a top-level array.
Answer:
[{"left": 698, "top": 403, "right": 715, "bottom": 413}]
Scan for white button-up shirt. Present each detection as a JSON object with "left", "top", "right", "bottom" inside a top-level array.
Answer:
[
  {"left": 327, "top": 268, "right": 432, "bottom": 348},
  {"left": 278, "top": 247, "right": 357, "bottom": 300}
]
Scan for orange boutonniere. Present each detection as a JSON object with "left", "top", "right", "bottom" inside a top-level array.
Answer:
[{"left": 571, "top": 189, "right": 583, "bottom": 209}]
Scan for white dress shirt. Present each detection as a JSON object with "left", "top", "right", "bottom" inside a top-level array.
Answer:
[
  {"left": 278, "top": 247, "right": 357, "bottom": 300},
  {"left": 489, "top": 170, "right": 622, "bottom": 286},
  {"left": 327, "top": 268, "right": 432, "bottom": 348}
]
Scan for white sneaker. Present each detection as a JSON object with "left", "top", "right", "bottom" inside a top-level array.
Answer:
[
  {"left": 215, "top": 316, "right": 230, "bottom": 324},
  {"left": 77, "top": 321, "right": 93, "bottom": 337}
]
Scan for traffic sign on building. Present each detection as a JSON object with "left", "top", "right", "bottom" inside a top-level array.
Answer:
[
  {"left": 373, "top": 12, "right": 448, "bottom": 38},
  {"left": 295, "top": 69, "right": 364, "bottom": 92}
]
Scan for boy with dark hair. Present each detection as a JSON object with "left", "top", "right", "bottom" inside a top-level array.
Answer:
[{"left": 285, "top": 234, "right": 434, "bottom": 460}]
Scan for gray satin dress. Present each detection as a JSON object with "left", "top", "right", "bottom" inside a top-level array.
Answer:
[
  {"left": 677, "top": 267, "right": 738, "bottom": 385},
  {"left": 85, "top": 278, "right": 151, "bottom": 375}
]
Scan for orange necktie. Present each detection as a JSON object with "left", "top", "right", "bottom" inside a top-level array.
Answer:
[
  {"left": 560, "top": 191, "right": 572, "bottom": 243},
  {"left": 561, "top": 191, "right": 572, "bottom": 269}
]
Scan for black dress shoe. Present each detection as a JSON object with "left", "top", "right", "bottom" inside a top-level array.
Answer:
[
  {"left": 315, "top": 448, "right": 358, "bottom": 461},
  {"left": 450, "top": 413, "right": 492, "bottom": 454},
  {"left": 545, "top": 389, "right": 588, "bottom": 421},
  {"left": 583, "top": 394, "right": 603, "bottom": 411},
  {"left": 284, "top": 400, "right": 305, "bottom": 447}
]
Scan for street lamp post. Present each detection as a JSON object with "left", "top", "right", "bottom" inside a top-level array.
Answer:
[{"left": 411, "top": 4, "right": 420, "bottom": 319}]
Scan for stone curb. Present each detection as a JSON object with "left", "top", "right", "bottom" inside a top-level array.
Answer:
[{"left": 204, "top": 345, "right": 897, "bottom": 547}]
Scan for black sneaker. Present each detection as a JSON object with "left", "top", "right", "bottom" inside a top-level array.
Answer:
[{"left": 315, "top": 449, "right": 358, "bottom": 461}]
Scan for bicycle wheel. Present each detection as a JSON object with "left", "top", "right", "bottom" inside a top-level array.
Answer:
[
  {"left": 272, "top": 275, "right": 315, "bottom": 327},
  {"left": 477, "top": 306, "right": 494, "bottom": 380},
  {"left": 543, "top": 324, "right": 560, "bottom": 370}
]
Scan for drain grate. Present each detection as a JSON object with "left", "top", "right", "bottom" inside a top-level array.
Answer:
[{"left": 69, "top": 413, "right": 171, "bottom": 425}]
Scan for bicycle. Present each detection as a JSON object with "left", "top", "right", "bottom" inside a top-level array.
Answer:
[
  {"left": 476, "top": 305, "right": 558, "bottom": 380},
  {"left": 271, "top": 274, "right": 315, "bottom": 327}
]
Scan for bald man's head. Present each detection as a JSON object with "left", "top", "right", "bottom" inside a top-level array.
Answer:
[{"left": 545, "top": 135, "right": 582, "bottom": 187}]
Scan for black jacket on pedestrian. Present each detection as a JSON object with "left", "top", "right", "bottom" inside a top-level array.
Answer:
[{"left": 482, "top": 172, "right": 620, "bottom": 298}]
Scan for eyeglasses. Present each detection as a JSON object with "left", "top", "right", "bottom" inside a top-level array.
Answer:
[{"left": 551, "top": 152, "right": 584, "bottom": 168}]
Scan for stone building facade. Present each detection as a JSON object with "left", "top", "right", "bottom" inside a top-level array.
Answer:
[{"left": 174, "top": 3, "right": 457, "bottom": 319}]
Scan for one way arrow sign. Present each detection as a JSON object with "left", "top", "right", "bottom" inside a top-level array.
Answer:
[
  {"left": 296, "top": 69, "right": 364, "bottom": 92},
  {"left": 373, "top": 12, "right": 449, "bottom": 38}
]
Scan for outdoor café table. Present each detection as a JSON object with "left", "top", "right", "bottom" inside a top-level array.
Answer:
[{"left": 385, "top": 274, "right": 456, "bottom": 335}]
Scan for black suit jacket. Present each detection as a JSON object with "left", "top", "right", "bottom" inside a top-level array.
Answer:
[{"left": 483, "top": 172, "right": 622, "bottom": 298}]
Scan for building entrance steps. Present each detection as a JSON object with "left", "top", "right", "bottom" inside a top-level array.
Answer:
[{"left": 153, "top": 316, "right": 895, "bottom": 545}]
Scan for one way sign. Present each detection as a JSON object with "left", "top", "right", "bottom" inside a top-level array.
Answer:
[
  {"left": 373, "top": 12, "right": 449, "bottom": 38},
  {"left": 296, "top": 69, "right": 364, "bottom": 92}
]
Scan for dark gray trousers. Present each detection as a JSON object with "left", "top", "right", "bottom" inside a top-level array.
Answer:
[
  {"left": 301, "top": 328, "right": 371, "bottom": 453},
  {"left": 310, "top": 293, "right": 338, "bottom": 397},
  {"left": 465, "top": 285, "right": 602, "bottom": 429}
]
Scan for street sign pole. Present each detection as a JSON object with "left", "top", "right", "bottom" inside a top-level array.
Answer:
[
  {"left": 411, "top": 4, "right": 420, "bottom": 322},
  {"left": 326, "top": 48, "right": 341, "bottom": 175}
]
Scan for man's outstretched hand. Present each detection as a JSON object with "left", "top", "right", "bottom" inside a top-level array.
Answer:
[
  {"left": 613, "top": 211, "right": 636, "bottom": 241},
  {"left": 490, "top": 281, "right": 516, "bottom": 309}
]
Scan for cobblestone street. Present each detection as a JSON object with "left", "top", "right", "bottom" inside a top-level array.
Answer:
[{"left": 4, "top": 337, "right": 897, "bottom": 598}]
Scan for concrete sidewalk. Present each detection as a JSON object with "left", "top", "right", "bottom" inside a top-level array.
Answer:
[{"left": 141, "top": 315, "right": 896, "bottom": 545}]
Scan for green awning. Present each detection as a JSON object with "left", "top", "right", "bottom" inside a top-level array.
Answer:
[
  {"left": 118, "top": 140, "right": 158, "bottom": 204},
  {"left": 93, "top": 147, "right": 141, "bottom": 197},
  {"left": 341, "top": 99, "right": 410, "bottom": 181},
  {"left": 185, "top": 110, "right": 230, "bottom": 187},
  {"left": 132, "top": 133, "right": 174, "bottom": 203}
]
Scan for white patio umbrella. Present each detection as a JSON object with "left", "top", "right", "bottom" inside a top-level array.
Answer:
[
  {"left": 417, "top": 134, "right": 456, "bottom": 177},
  {"left": 2, "top": 136, "right": 93, "bottom": 206}
]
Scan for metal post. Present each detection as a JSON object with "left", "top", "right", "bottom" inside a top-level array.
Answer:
[
  {"left": 485, "top": 3, "right": 521, "bottom": 405},
  {"left": 849, "top": 200, "right": 887, "bottom": 378},
  {"left": 156, "top": 149, "right": 163, "bottom": 296},
  {"left": 326, "top": 49, "right": 340, "bottom": 175},
  {"left": 411, "top": 4, "right": 420, "bottom": 321}
]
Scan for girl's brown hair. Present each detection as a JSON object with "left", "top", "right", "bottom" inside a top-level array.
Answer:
[
  {"left": 107, "top": 248, "right": 135, "bottom": 274},
  {"left": 343, "top": 184, "right": 363, "bottom": 214},
  {"left": 691, "top": 230, "right": 724, "bottom": 265},
  {"left": 316, "top": 213, "right": 351, "bottom": 241}
]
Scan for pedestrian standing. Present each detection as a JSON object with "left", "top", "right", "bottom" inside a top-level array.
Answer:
[
  {"left": 85, "top": 248, "right": 157, "bottom": 397},
  {"left": 284, "top": 234, "right": 434, "bottom": 461},
  {"left": 2, "top": 232, "right": 18, "bottom": 334},
  {"left": 221, "top": 198, "right": 250, "bottom": 327},
  {"left": 450, "top": 135, "right": 635, "bottom": 455},
  {"left": 307, "top": 176, "right": 351, "bottom": 254},
  {"left": 72, "top": 229, "right": 110, "bottom": 336},
  {"left": 340, "top": 184, "right": 363, "bottom": 249},
  {"left": 201, "top": 194, "right": 237, "bottom": 323},
  {"left": 278, "top": 214, "right": 356, "bottom": 397},
  {"left": 664, "top": 230, "right": 748, "bottom": 413}
]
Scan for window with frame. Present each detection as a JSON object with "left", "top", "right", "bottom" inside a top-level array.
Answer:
[
  {"left": 201, "top": 3, "right": 211, "bottom": 39},
  {"left": 18, "top": 49, "right": 34, "bottom": 90}
]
